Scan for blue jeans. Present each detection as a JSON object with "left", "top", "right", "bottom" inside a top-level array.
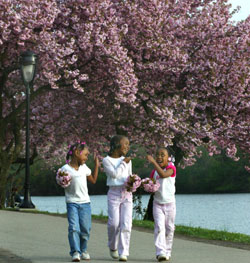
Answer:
[{"left": 67, "top": 202, "right": 91, "bottom": 256}]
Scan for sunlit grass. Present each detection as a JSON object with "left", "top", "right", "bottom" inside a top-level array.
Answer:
[{"left": 175, "top": 224, "right": 250, "bottom": 244}]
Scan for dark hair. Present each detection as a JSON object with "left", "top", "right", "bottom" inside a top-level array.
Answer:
[
  {"left": 108, "top": 135, "right": 127, "bottom": 155},
  {"left": 66, "top": 141, "right": 87, "bottom": 163},
  {"left": 157, "top": 146, "right": 175, "bottom": 162}
]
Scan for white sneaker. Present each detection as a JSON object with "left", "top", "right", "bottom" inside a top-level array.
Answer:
[
  {"left": 81, "top": 251, "right": 90, "bottom": 260},
  {"left": 110, "top": 249, "right": 119, "bottom": 259},
  {"left": 72, "top": 252, "right": 80, "bottom": 262},
  {"left": 119, "top": 255, "right": 127, "bottom": 262},
  {"left": 166, "top": 255, "right": 171, "bottom": 261},
  {"left": 157, "top": 254, "right": 167, "bottom": 262}
]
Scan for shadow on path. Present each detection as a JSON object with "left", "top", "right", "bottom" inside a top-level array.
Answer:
[{"left": 0, "top": 248, "right": 32, "bottom": 263}]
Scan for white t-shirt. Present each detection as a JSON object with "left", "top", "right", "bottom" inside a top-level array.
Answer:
[
  {"left": 60, "top": 164, "right": 91, "bottom": 203},
  {"left": 102, "top": 156, "right": 132, "bottom": 186},
  {"left": 152, "top": 164, "right": 176, "bottom": 204}
]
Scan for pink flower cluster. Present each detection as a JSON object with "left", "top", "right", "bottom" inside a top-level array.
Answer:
[
  {"left": 56, "top": 169, "right": 71, "bottom": 188},
  {"left": 125, "top": 174, "right": 141, "bottom": 192},
  {"left": 141, "top": 178, "right": 160, "bottom": 193}
]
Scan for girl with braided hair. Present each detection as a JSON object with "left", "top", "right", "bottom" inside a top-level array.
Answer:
[{"left": 59, "top": 141, "right": 99, "bottom": 262}]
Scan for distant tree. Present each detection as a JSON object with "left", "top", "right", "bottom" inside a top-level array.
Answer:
[{"left": 176, "top": 148, "right": 250, "bottom": 194}]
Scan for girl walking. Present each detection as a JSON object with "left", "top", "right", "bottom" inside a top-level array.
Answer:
[
  {"left": 147, "top": 147, "right": 176, "bottom": 262},
  {"left": 59, "top": 141, "right": 99, "bottom": 262},
  {"left": 102, "top": 135, "right": 133, "bottom": 262}
]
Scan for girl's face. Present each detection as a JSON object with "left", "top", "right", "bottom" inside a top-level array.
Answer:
[
  {"left": 118, "top": 137, "right": 130, "bottom": 156},
  {"left": 78, "top": 147, "right": 89, "bottom": 165},
  {"left": 156, "top": 148, "right": 169, "bottom": 168}
]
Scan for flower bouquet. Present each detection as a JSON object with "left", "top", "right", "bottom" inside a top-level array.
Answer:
[
  {"left": 141, "top": 177, "right": 160, "bottom": 193},
  {"left": 56, "top": 169, "right": 71, "bottom": 188},
  {"left": 124, "top": 174, "right": 141, "bottom": 192}
]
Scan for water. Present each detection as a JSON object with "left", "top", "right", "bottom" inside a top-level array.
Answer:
[{"left": 31, "top": 194, "right": 250, "bottom": 235}]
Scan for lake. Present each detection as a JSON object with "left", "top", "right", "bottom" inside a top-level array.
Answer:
[{"left": 30, "top": 193, "right": 250, "bottom": 235}]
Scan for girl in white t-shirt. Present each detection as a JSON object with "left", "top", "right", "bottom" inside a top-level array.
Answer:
[
  {"left": 102, "top": 135, "right": 132, "bottom": 262},
  {"left": 147, "top": 147, "right": 176, "bottom": 262},
  {"left": 60, "top": 141, "right": 99, "bottom": 262}
]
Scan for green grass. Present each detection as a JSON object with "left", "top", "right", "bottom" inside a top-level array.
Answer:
[
  {"left": 4, "top": 208, "right": 250, "bottom": 245},
  {"left": 175, "top": 225, "right": 250, "bottom": 244}
]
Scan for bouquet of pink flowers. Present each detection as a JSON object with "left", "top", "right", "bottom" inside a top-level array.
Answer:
[
  {"left": 141, "top": 177, "right": 160, "bottom": 193},
  {"left": 124, "top": 174, "right": 141, "bottom": 192},
  {"left": 56, "top": 169, "right": 71, "bottom": 188}
]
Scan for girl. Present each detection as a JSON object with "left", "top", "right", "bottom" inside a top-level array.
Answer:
[
  {"left": 102, "top": 135, "right": 133, "bottom": 262},
  {"left": 147, "top": 147, "right": 176, "bottom": 262},
  {"left": 59, "top": 141, "right": 99, "bottom": 262}
]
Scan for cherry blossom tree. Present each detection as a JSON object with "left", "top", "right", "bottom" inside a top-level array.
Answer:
[
  {"left": 114, "top": 0, "right": 250, "bottom": 165},
  {"left": 0, "top": 0, "right": 249, "bottom": 208}
]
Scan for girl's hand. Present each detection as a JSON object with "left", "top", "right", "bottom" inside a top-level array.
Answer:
[
  {"left": 147, "top": 155, "right": 155, "bottom": 164},
  {"left": 124, "top": 157, "right": 131, "bottom": 163},
  {"left": 94, "top": 153, "right": 100, "bottom": 167}
]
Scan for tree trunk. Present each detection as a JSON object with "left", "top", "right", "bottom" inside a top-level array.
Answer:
[
  {"left": 0, "top": 146, "right": 15, "bottom": 209},
  {"left": 143, "top": 194, "right": 154, "bottom": 221},
  {"left": 0, "top": 164, "right": 11, "bottom": 209}
]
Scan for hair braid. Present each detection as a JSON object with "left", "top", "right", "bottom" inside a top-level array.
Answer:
[{"left": 66, "top": 141, "right": 87, "bottom": 163}]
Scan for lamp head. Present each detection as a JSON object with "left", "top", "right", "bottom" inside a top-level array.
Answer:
[{"left": 20, "top": 50, "right": 37, "bottom": 84}]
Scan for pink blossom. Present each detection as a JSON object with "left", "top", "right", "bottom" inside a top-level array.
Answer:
[
  {"left": 56, "top": 169, "right": 71, "bottom": 188},
  {"left": 124, "top": 174, "right": 141, "bottom": 193},
  {"left": 141, "top": 178, "right": 160, "bottom": 193}
]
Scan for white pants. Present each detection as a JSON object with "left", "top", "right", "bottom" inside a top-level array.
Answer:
[
  {"left": 107, "top": 186, "right": 133, "bottom": 256},
  {"left": 153, "top": 201, "right": 176, "bottom": 257}
]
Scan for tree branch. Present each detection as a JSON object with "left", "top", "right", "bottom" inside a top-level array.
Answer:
[{"left": 3, "top": 84, "right": 51, "bottom": 127}]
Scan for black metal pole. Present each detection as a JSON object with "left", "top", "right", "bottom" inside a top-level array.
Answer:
[{"left": 19, "top": 82, "right": 35, "bottom": 208}]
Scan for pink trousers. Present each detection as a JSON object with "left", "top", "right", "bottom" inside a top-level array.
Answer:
[
  {"left": 107, "top": 186, "right": 133, "bottom": 256},
  {"left": 153, "top": 201, "right": 176, "bottom": 257}
]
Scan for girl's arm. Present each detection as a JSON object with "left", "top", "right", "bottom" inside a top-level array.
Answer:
[
  {"left": 87, "top": 154, "right": 99, "bottom": 184},
  {"left": 147, "top": 155, "right": 174, "bottom": 178},
  {"left": 103, "top": 157, "right": 131, "bottom": 179}
]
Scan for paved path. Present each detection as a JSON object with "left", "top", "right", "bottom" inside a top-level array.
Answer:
[{"left": 0, "top": 210, "right": 250, "bottom": 263}]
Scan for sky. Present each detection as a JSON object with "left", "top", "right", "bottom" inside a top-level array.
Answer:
[{"left": 229, "top": 0, "right": 250, "bottom": 21}]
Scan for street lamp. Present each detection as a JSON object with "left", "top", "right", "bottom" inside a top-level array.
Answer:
[{"left": 19, "top": 50, "right": 37, "bottom": 209}]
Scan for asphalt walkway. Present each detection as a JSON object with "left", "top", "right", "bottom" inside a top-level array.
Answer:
[{"left": 0, "top": 210, "right": 250, "bottom": 263}]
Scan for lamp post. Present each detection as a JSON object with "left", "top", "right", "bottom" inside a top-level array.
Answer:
[{"left": 19, "top": 51, "right": 37, "bottom": 209}]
